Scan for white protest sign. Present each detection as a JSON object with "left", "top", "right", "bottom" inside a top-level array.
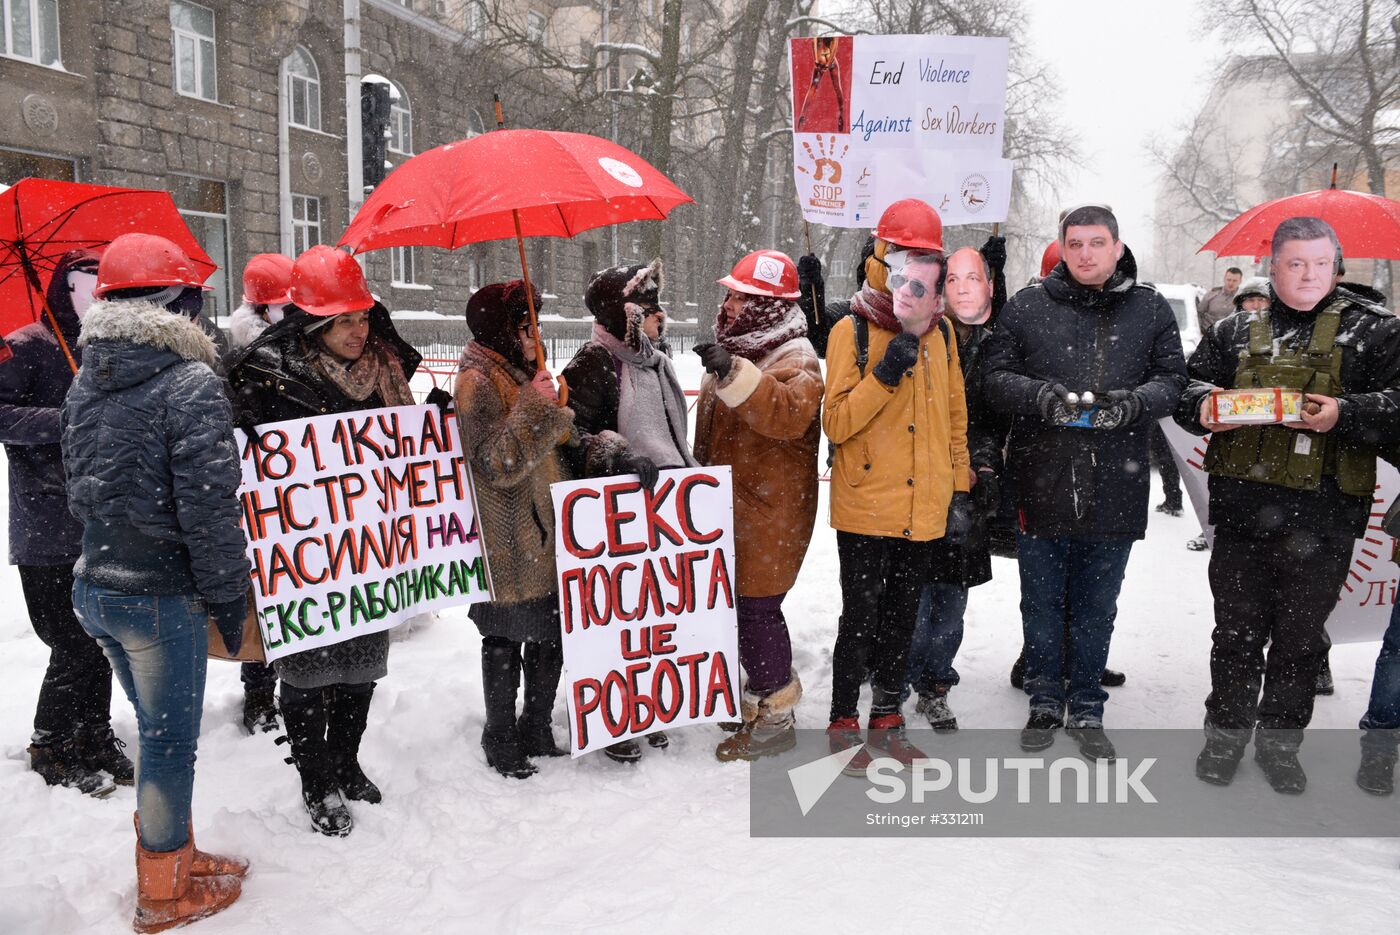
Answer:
[
  {"left": 551, "top": 467, "right": 742, "bottom": 756},
  {"left": 236, "top": 404, "right": 492, "bottom": 662},
  {"left": 790, "top": 34, "right": 1013, "bottom": 227},
  {"left": 1160, "top": 417, "right": 1394, "bottom": 643}
]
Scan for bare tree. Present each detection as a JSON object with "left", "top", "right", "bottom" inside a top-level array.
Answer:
[{"left": 1206, "top": 0, "right": 1399, "bottom": 293}]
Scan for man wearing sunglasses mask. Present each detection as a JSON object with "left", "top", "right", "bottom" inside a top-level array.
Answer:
[
  {"left": 822, "top": 200, "right": 974, "bottom": 770},
  {"left": 982, "top": 204, "right": 1187, "bottom": 761}
]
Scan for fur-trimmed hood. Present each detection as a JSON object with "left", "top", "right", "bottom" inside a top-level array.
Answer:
[{"left": 77, "top": 298, "right": 220, "bottom": 390}]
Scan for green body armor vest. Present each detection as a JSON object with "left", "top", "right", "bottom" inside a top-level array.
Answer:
[{"left": 1203, "top": 298, "right": 1374, "bottom": 496}]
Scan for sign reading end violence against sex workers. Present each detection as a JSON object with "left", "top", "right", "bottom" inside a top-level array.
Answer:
[
  {"left": 235, "top": 404, "right": 492, "bottom": 662},
  {"left": 552, "top": 467, "right": 742, "bottom": 756},
  {"left": 790, "top": 34, "right": 1012, "bottom": 227}
]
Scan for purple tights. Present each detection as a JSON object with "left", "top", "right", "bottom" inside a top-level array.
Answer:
[{"left": 737, "top": 593, "right": 793, "bottom": 695}]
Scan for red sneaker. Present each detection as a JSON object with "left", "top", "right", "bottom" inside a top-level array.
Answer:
[{"left": 866, "top": 713, "right": 927, "bottom": 767}]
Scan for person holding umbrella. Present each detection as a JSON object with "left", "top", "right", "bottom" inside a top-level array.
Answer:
[
  {"left": 1176, "top": 216, "right": 1400, "bottom": 793},
  {"left": 227, "top": 245, "right": 419, "bottom": 836},
  {"left": 0, "top": 247, "right": 134, "bottom": 797},
  {"left": 693, "top": 251, "right": 822, "bottom": 762},
  {"left": 455, "top": 280, "right": 652, "bottom": 776},
  {"left": 61, "top": 232, "right": 249, "bottom": 932}
]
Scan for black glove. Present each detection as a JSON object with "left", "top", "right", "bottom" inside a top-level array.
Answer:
[
  {"left": 1092, "top": 389, "right": 1144, "bottom": 429},
  {"left": 425, "top": 387, "right": 454, "bottom": 411},
  {"left": 209, "top": 596, "right": 248, "bottom": 655},
  {"left": 693, "top": 342, "right": 733, "bottom": 381},
  {"left": 622, "top": 452, "right": 659, "bottom": 491},
  {"left": 871, "top": 332, "right": 920, "bottom": 387},
  {"left": 972, "top": 469, "right": 1000, "bottom": 519},
  {"left": 797, "top": 254, "right": 823, "bottom": 287},
  {"left": 944, "top": 492, "right": 975, "bottom": 546},
  {"left": 1036, "top": 382, "right": 1075, "bottom": 425},
  {"left": 980, "top": 235, "right": 1007, "bottom": 274}
]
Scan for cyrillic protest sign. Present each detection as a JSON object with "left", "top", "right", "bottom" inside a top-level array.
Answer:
[
  {"left": 235, "top": 404, "right": 492, "bottom": 662},
  {"left": 1159, "top": 417, "right": 1395, "bottom": 643},
  {"left": 789, "top": 34, "right": 1013, "bottom": 227},
  {"left": 551, "top": 467, "right": 742, "bottom": 756}
]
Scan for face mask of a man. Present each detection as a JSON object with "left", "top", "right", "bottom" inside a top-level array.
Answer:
[{"left": 67, "top": 269, "right": 99, "bottom": 319}]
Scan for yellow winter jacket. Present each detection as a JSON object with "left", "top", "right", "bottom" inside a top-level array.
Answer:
[{"left": 822, "top": 315, "right": 970, "bottom": 540}]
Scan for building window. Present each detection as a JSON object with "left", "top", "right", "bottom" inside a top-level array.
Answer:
[
  {"left": 391, "top": 245, "right": 423, "bottom": 286},
  {"left": 170, "top": 1, "right": 216, "bottom": 101},
  {"left": 527, "top": 10, "right": 546, "bottom": 44},
  {"left": 2, "top": 0, "right": 60, "bottom": 66},
  {"left": 466, "top": 1, "right": 485, "bottom": 39},
  {"left": 168, "top": 175, "right": 230, "bottom": 324},
  {"left": 285, "top": 45, "right": 321, "bottom": 131},
  {"left": 388, "top": 82, "right": 412, "bottom": 155},
  {"left": 291, "top": 195, "right": 321, "bottom": 256},
  {"left": 0, "top": 146, "right": 75, "bottom": 184}
]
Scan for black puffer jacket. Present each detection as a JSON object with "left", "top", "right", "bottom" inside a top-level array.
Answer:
[
  {"left": 1174, "top": 284, "right": 1400, "bottom": 541},
  {"left": 226, "top": 302, "right": 420, "bottom": 427},
  {"left": 60, "top": 298, "right": 249, "bottom": 604},
  {"left": 931, "top": 322, "right": 1008, "bottom": 587},
  {"left": 981, "top": 248, "right": 1188, "bottom": 540},
  {"left": 0, "top": 250, "right": 89, "bottom": 564}
]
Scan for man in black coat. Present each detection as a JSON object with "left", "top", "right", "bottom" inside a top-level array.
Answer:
[
  {"left": 982, "top": 204, "right": 1187, "bottom": 759},
  {"left": 1174, "top": 216, "right": 1400, "bottom": 793}
]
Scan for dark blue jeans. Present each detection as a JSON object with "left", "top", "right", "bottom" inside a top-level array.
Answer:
[
  {"left": 1015, "top": 532, "right": 1134, "bottom": 724},
  {"left": 1360, "top": 599, "right": 1400, "bottom": 753},
  {"left": 72, "top": 579, "right": 207, "bottom": 853},
  {"left": 903, "top": 582, "right": 968, "bottom": 700}
]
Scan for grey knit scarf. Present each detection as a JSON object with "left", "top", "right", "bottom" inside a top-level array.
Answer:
[{"left": 589, "top": 322, "right": 697, "bottom": 470}]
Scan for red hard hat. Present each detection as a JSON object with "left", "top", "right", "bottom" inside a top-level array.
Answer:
[
  {"left": 717, "top": 250, "right": 801, "bottom": 299},
  {"left": 93, "top": 233, "right": 211, "bottom": 298},
  {"left": 1039, "top": 240, "right": 1062, "bottom": 279},
  {"left": 242, "top": 253, "right": 294, "bottom": 305},
  {"left": 290, "top": 245, "right": 374, "bottom": 316},
  {"left": 874, "top": 199, "right": 943, "bottom": 251}
]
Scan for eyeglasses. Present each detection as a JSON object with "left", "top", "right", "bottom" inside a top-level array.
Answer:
[
  {"left": 516, "top": 322, "right": 537, "bottom": 338},
  {"left": 889, "top": 273, "right": 929, "bottom": 298}
]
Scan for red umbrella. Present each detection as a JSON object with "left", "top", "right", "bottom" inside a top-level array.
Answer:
[
  {"left": 1199, "top": 169, "right": 1400, "bottom": 261},
  {"left": 340, "top": 129, "right": 693, "bottom": 253},
  {"left": 339, "top": 117, "right": 693, "bottom": 396},
  {"left": 1, "top": 179, "right": 216, "bottom": 370}
]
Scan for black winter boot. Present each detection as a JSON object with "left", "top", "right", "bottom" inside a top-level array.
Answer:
[
  {"left": 327, "top": 684, "right": 382, "bottom": 803},
  {"left": 278, "top": 688, "right": 353, "bottom": 836},
  {"left": 518, "top": 641, "right": 567, "bottom": 758},
  {"left": 1254, "top": 730, "right": 1307, "bottom": 795},
  {"left": 1356, "top": 732, "right": 1397, "bottom": 796},
  {"left": 1195, "top": 729, "right": 1248, "bottom": 787},
  {"left": 28, "top": 734, "right": 115, "bottom": 798},
  {"left": 1009, "top": 651, "right": 1025, "bottom": 690},
  {"left": 1314, "top": 659, "right": 1335, "bottom": 696},
  {"left": 242, "top": 685, "right": 279, "bottom": 734},
  {"left": 481, "top": 639, "right": 536, "bottom": 779},
  {"left": 75, "top": 724, "right": 135, "bottom": 785}
]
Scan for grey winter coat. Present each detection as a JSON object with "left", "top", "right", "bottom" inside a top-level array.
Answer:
[
  {"left": 60, "top": 298, "right": 250, "bottom": 606},
  {"left": 0, "top": 254, "right": 86, "bottom": 565}
]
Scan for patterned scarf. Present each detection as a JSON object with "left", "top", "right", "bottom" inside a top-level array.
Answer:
[
  {"left": 716, "top": 295, "right": 809, "bottom": 361},
  {"left": 310, "top": 334, "right": 415, "bottom": 406},
  {"left": 848, "top": 283, "right": 900, "bottom": 332}
]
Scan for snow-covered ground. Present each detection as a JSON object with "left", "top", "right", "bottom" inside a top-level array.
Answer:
[{"left": 2, "top": 355, "right": 1397, "bottom": 933}]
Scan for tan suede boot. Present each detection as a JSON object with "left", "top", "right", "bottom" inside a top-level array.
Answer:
[
  {"left": 133, "top": 837, "right": 241, "bottom": 933},
  {"left": 715, "top": 673, "right": 801, "bottom": 762},
  {"left": 135, "top": 814, "right": 249, "bottom": 879}
]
